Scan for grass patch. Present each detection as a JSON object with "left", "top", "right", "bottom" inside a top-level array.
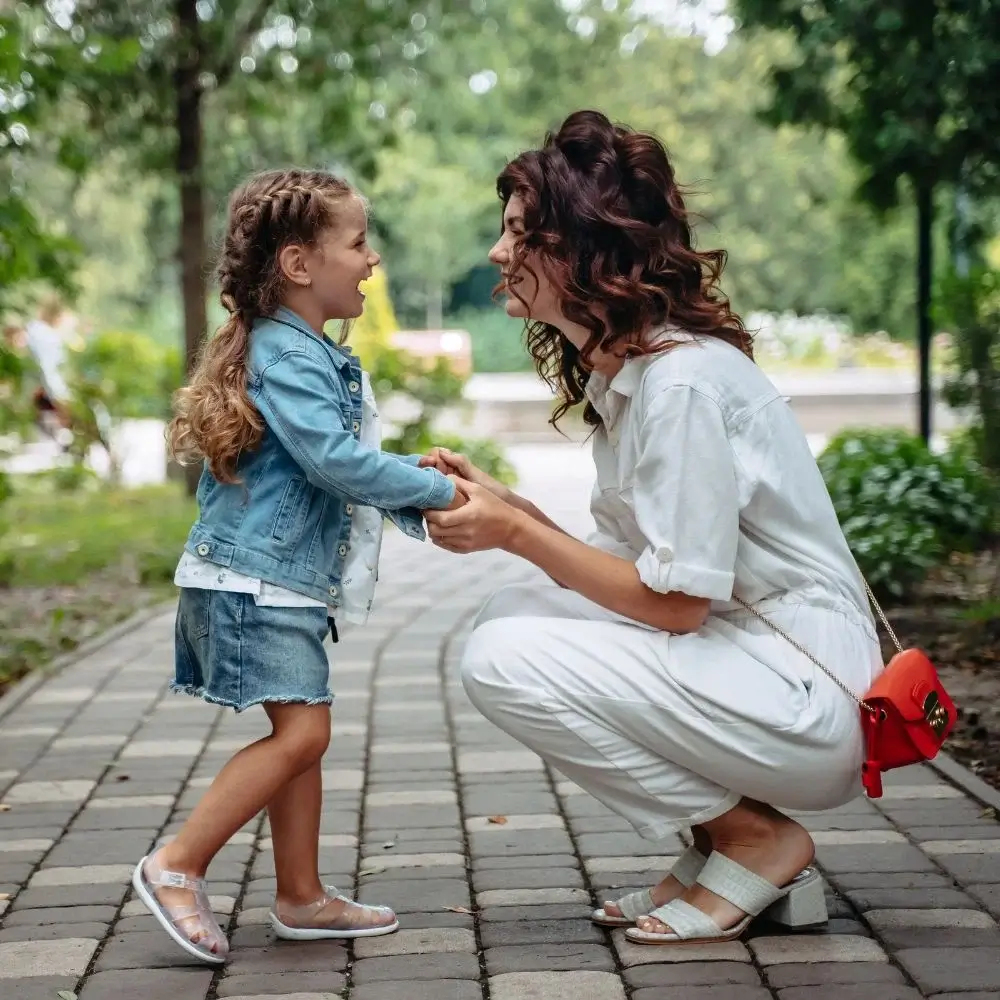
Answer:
[{"left": 0, "top": 477, "right": 195, "bottom": 694}]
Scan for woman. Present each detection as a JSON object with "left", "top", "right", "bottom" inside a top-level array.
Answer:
[{"left": 422, "top": 110, "right": 883, "bottom": 947}]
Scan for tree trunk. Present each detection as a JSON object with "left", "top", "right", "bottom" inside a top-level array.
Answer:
[
  {"left": 426, "top": 279, "right": 443, "bottom": 330},
  {"left": 916, "top": 182, "right": 934, "bottom": 443},
  {"left": 176, "top": 0, "right": 207, "bottom": 496}
]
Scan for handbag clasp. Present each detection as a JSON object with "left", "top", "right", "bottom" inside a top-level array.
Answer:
[{"left": 923, "top": 691, "right": 949, "bottom": 736}]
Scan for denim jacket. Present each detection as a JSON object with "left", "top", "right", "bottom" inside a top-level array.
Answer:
[{"left": 184, "top": 307, "right": 456, "bottom": 606}]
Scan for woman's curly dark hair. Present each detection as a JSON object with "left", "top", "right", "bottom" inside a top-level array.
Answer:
[{"left": 497, "top": 109, "right": 753, "bottom": 428}]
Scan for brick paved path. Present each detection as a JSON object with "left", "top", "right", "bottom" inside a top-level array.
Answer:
[{"left": 2, "top": 445, "right": 1000, "bottom": 1000}]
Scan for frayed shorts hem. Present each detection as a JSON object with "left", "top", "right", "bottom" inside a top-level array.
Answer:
[{"left": 169, "top": 682, "right": 334, "bottom": 715}]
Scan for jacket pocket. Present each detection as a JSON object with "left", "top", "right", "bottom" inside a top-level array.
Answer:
[{"left": 271, "top": 476, "right": 307, "bottom": 543}]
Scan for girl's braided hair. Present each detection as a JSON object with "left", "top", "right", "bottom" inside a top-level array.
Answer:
[{"left": 168, "top": 169, "right": 354, "bottom": 484}]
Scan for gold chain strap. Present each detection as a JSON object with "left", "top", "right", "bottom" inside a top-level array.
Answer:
[{"left": 732, "top": 579, "right": 901, "bottom": 717}]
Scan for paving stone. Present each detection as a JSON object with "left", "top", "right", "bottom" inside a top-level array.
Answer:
[
  {"left": 351, "top": 983, "right": 480, "bottom": 1000},
  {"left": 611, "top": 929, "right": 751, "bottom": 966},
  {"left": 489, "top": 970, "right": 626, "bottom": 1000},
  {"left": 365, "top": 789, "right": 457, "bottom": 807},
  {"left": 845, "top": 887, "right": 981, "bottom": 911},
  {"left": 466, "top": 814, "right": 564, "bottom": 832},
  {"left": 359, "top": 852, "right": 466, "bottom": 870},
  {"left": 30, "top": 864, "right": 133, "bottom": 887},
  {"left": 865, "top": 908, "right": 997, "bottom": 929},
  {"left": 473, "top": 854, "right": 580, "bottom": 871},
  {"left": 633, "top": 989, "right": 769, "bottom": 1000},
  {"left": 0, "top": 976, "right": 82, "bottom": 999},
  {"left": 0, "top": 936, "right": 99, "bottom": 976},
  {"left": 485, "top": 942, "right": 615, "bottom": 974},
  {"left": 80, "top": 968, "right": 213, "bottom": 1000},
  {"left": 216, "top": 973, "right": 347, "bottom": 997},
  {"left": 749, "top": 935, "right": 888, "bottom": 964},
  {"left": 775, "top": 988, "right": 922, "bottom": 1000},
  {"left": 468, "top": 830, "right": 574, "bottom": 856},
  {"left": 472, "top": 867, "right": 584, "bottom": 892},
  {"left": 921, "top": 838, "right": 1000, "bottom": 855},
  {"left": 458, "top": 751, "right": 544, "bottom": 774},
  {"left": 480, "top": 918, "right": 603, "bottom": 948},
  {"left": 2, "top": 903, "right": 119, "bottom": 926},
  {"left": 353, "top": 927, "right": 477, "bottom": 958},
  {"left": 477, "top": 888, "right": 589, "bottom": 907},
  {"left": 936, "top": 855, "right": 1000, "bottom": 884},
  {"left": 813, "top": 844, "right": 937, "bottom": 873},
  {"left": 0, "top": 920, "right": 110, "bottom": 942},
  {"left": 93, "top": 930, "right": 220, "bottom": 971},
  {"left": 967, "top": 883, "right": 1000, "bottom": 918},
  {"left": 221, "top": 934, "right": 348, "bottom": 973},
  {"left": 624, "top": 963, "right": 762, "bottom": 988},
  {"left": 765, "top": 963, "right": 907, "bottom": 988},
  {"left": 3, "top": 780, "right": 95, "bottom": 804},
  {"left": 351, "top": 953, "right": 481, "bottom": 983},
  {"left": 478, "top": 904, "right": 594, "bottom": 923},
  {"left": 357, "top": 878, "right": 470, "bottom": 913}
]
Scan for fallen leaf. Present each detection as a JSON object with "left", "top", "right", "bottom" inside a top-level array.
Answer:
[
  {"left": 0, "top": 893, "right": 10, "bottom": 901},
  {"left": 0, "top": 804, "right": 10, "bottom": 812},
  {"left": 982, "top": 807, "right": 998, "bottom": 820},
  {"left": 115, "top": 774, "right": 130, "bottom": 782},
  {"left": 57, "top": 991, "right": 78, "bottom": 1000},
  {"left": 357, "top": 866, "right": 385, "bottom": 878},
  {"left": 444, "top": 905, "right": 473, "bottom": 914},
  {"left": 382, "top": 841, "right": 396, "bottom": 850},
  {"left": 487, "top": 816, "right": 508, "bottom": 825}
]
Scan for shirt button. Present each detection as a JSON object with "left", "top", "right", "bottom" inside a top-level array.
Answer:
[
  {"left": 345, "top": 504, "right": 354, "bottom": 515},
  {"left": 352, "top": 420, "right": 361, "bottom": 433},
  {"left": 338, "top": 544, "right": 348, "bottom": 556},
  {"left": 196, "top": 543, "right": 209, "bottom": 556},
  {"left": 349, "top": 380, "right": 360, "bottom": 393},
  {"left": 328, "top": 584, "right": 339, "bottom": 597}
]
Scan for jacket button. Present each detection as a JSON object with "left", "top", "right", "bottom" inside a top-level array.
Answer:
[
  {"left": 196, "top": 543, "right": 209, "bottom": 556},
  {"left": 338, "top": 544, "right": 347, "bottom": 556},
  {"left": 328, "top": 585, "right": 339, "bottom": 597},
  {"left": 349, "top": 380, "right": 360, "bottom": 393},
  {"left": 352, "top": 421, "right": 361, "bottom": 433},
  {"left": 345, "top": 504, "right": 354, "bottom": 515}
]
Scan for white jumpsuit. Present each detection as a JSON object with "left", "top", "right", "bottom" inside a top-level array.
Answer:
[{"left": 461, "top": 336, "right": 884, "bottom": 840}]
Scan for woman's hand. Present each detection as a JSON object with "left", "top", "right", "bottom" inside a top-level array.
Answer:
[
  {"left": 419, "top": 447, "right": 510, "bottom": 501},
  {"left": 424, "top": 477, "right": 524, "bottom": 553}
]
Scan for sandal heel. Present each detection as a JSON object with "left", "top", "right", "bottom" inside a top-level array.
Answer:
[{"left": 764, "top": 872, "right": 828, "bottom": 929}]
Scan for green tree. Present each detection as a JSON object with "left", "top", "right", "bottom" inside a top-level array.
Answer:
[{"left": 731, "top": 0, "right": 1000, "bottom": 439}]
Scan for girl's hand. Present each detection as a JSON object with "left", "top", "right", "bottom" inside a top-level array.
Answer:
[
  {"left": 419, "top": 447, "right": 509, "bottom": 501},
  {"left": 424, "top": 478, "right": 522, "bottom": 553}
]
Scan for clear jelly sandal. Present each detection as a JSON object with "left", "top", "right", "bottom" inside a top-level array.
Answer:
[
  {"left": 131, "top": 850, "right": 229, "bottom": 964},
  {"left": 269, "top": 886, "right": 399, "bottom": 940}
]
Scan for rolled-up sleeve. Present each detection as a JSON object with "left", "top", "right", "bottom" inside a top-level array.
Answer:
[{"left": 631, "top": 385, "right": 739, "bottom": 601}]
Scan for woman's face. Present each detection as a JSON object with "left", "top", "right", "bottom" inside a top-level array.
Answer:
[{"left": 488, "top": 195, "right": 563, "bottom": 328}]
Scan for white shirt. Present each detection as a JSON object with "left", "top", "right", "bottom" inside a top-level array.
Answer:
[
  {"left": 584, "top": 334, "right": 873, "bottom": 623},
  {"left": 174, "top": 370, "right": 385, "bottom": 625},
  {"left": 24, "top": 320, "right": 71, "bottom": 402}
]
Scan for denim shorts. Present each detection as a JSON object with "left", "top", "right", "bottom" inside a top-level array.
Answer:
[{"left": 173, "top": 588, "right": 333, "bottom": 712}]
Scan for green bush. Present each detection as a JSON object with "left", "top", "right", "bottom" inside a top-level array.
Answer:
[
  {"left": 818, "top": 428, "right": 996, "bottom": 599},
  {"left": 447, "top": 306, "right": 534, "bottom": 373}
]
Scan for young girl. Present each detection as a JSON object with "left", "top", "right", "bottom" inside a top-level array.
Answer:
[{"left": 132, "top": 168, "right": 460, "bottom": 965}]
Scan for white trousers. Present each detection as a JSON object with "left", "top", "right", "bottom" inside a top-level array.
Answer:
[{"left": 461, "top": 579, "right": 882, "bottom": 840}]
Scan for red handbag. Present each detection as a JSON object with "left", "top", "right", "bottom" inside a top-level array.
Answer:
[{"left": 735, "top": 582, "right": 958, "bottom": 799}]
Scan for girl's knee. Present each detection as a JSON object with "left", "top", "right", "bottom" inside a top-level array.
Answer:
[{"left": 269, "top": 703, "right": 331, "bottom": 765}]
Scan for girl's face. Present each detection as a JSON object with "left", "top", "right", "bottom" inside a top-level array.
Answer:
[
  {"left": 310, "top": 197, "right": 381, "bottom": 321},
  {"left": 488, "top": 195, "right": 562, "bottom": 328},
  {"left": 281, "top": 196, "right": 381, "bottom": 330}
]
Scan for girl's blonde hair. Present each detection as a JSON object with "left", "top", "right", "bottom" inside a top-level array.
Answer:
[{"left": 168, "top": 168, "right": 354, "bottom": 484}]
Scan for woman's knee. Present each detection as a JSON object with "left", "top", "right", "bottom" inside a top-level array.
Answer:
[
  {"left": 474, "top": 583, "right": 543, "bottom": 629},
  {"left": 460, "top": 618, "right": 549, "bottom": 719}
]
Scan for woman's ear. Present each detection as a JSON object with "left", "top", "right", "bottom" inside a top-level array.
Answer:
[{"left": 277, "top": 244, "right": 312, "bottom": 287}]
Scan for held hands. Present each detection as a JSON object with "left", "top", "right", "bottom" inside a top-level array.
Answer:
[
  {"left": 426, "top": 476, "right": 523, "bottom": 554},
  {"left": 419, "top": 446, "right": 510, "bottom": 502}
]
